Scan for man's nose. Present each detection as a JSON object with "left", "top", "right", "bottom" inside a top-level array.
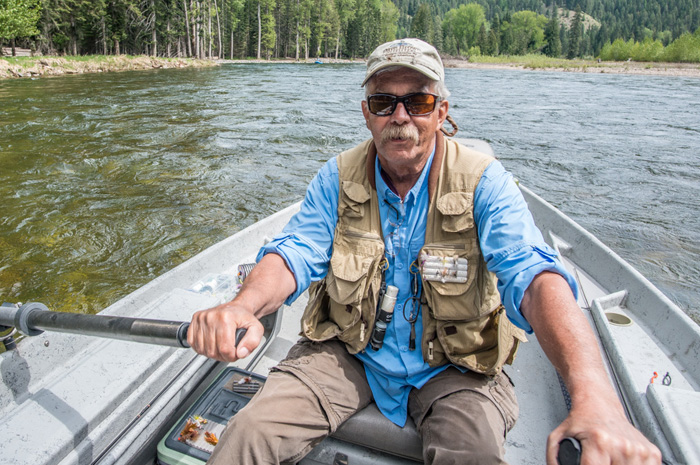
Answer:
[{"left": 390, "top": 101, "right": 411, "bottom": 122}]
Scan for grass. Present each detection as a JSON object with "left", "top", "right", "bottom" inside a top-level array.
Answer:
[
  {"left": 467, "top": 53, "right": 598, "bottom": 69},
  {"left": 1, "top": 54, "right": 219, "bottom": 79}
]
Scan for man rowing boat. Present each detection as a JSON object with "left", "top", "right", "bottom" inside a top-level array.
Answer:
[{"left": 188, "top": 38, "right": 660, "bottom": 464}]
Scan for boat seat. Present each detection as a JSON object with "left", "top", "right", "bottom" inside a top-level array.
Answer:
[{"left": 331, "top": 403, "right": 423, "bottom": 462}]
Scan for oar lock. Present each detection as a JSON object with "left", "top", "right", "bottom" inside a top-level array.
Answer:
[{"left": 1, "top": 302, "right": 49, "bottom": 352}]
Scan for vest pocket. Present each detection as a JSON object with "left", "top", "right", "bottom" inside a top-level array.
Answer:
[
  {"left": 324, "top": 229, "right": 384, "bottom": 345},
  {"left": 437, "top": 308, "right": 510, "bottom": 375},
  {"left": 339, "top": 180, "right": 370, "bottom": 218},
  {"left": 326, "top": 253, "right": 371, "bottom": 331},
  {"left": 436, "top": 191, "right": 474, "bottom": 233},
  {"left": 421, "top": 242, "right": 485, "bottom": 321},
  {"left": 438, "top": 315, "right": 498, "bottom": 360}
]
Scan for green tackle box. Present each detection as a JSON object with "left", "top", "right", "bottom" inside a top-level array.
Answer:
[{"left": 157, "top": 367, "right": 266, "bottom": 465}]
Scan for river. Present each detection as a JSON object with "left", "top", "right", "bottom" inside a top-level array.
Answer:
[{"left": 0, "top": 64, "right": 698, "bottom": 324}]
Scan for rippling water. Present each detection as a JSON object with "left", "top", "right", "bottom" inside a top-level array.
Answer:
[{"left": 0, "top": 64, "right": 698, "bottom": 323}]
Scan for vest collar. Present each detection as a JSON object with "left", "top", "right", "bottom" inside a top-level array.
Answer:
[{"left": 365, "top": 131, "right": 445, "bottom": 203}]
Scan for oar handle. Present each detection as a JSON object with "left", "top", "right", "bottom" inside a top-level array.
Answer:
[
  {"left": 178, "top": 324, "right": 247, "bottom": 349},
  {"left": 558, "top": 437, "right": 582, "bottom": 465},
  {"left": 0, "top": 302, "right": 247, "bottom": 350}
]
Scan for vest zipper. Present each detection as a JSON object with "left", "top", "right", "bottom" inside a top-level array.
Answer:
[{"left": 423, "top": 243, "right": 466, "bottom": 250}]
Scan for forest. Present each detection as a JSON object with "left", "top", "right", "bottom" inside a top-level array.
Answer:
[{"left": 1, "top": 0, "right": 699, "bottom": 61}]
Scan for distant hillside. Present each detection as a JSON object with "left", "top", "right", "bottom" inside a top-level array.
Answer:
[
  {"left": 555, "top": 7, "right": 601, "bottom": 31},
  {"left": 394, "top": 0, "right": 700, "bottom": 41}
]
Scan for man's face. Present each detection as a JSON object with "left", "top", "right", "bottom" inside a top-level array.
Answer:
[{"left": 361, "top": 68, "right": 448, "bottom": 173}]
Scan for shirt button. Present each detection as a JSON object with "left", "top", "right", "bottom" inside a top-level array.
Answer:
[
  {"left": 395, "top": 304, "right": 403, "bottom": 311},
  {"left": 396, "top": 262, "right": 404, "bottom": 269},
  {"left": 400, "top": 346, "right": 408, "bottom": 352}
]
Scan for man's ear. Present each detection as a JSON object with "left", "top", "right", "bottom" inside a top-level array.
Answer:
[
  {"left": 361, "top": 100, "right": 371, "bottom": 129},
  {"left": 435, "top": 100, "right": 450, "bottom": 131},
  {"left": 437, "top": 99, "right": 449, "bottom": 128}
]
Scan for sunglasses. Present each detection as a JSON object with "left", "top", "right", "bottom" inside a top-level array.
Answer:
[{"left": 366, "top": 93, "right": 440, "bottom": 116}]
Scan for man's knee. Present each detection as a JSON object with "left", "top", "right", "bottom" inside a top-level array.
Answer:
[
  {"left": 421, "top": 390, "right": 507, "bottom": 464},
  {"left": 410, "top": 370, "right": 518, "bottom": 464}
]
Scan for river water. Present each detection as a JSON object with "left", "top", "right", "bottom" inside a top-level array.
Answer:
[{"left": 0, "top": 64, "right": 698, "bottom": 323}]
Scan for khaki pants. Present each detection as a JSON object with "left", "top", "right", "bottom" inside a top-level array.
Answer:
[{"left": 208, "top": 339, "right": 518, "bottom": 464}]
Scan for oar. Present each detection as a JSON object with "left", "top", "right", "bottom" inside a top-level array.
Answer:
[
  {"left": 3, "top": 302, "right": 583, "bottom": 463},
  {"left": 0, "top": 301, "right": 246, "bottom": 349},
  {"left": 558, "top": 437, "right": 582, "bottom": 465}
]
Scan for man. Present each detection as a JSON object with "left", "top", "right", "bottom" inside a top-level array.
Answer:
[{"left": 188, "top": 39, "right": 661, "bottom": 464}]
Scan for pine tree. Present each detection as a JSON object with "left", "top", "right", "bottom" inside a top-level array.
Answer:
[
  {"left": 567, "top": 5, "right": 583, "bottom": 58},
  {"left": 410, "top": 3, "right": 432, "bottom": 43},
  {"left": 543, "top": 6, "right": 561, "bottom": 56}
]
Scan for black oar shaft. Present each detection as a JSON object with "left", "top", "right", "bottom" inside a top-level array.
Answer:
[
  {"left": 31, "top": 311, "right": 190, "bottom": 347},
  {"left": 1, "top": 302, "right": 247, "bottom": 350},
  {"left": 0, "top": 302, "right": 190, "bottom": 348}
]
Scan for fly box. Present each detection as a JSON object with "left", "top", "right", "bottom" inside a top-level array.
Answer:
[{"left": 157, "top": 367, "right": 265, "bottom": 465}]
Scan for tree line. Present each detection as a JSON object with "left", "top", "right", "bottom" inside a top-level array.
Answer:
[{"left": 1, "top": 0, "right": 699, "bottom": 60}]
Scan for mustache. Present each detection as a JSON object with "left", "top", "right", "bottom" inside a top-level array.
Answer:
[{"left": 380, "top": 124, "right": 419, "bottom": 145}]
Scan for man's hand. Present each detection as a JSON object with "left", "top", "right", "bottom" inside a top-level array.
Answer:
[
  {"left": 521, "top": 271, "right": 661, "bottom": 465},
  {"left": 188, "top": 303, "right": 264, "bottom": 362},
  {"left": 547, "top": 405, "right": 661, "bottom": 464},
  {"left": 187, "top": 253, "right": 296, "bottom": 362}
]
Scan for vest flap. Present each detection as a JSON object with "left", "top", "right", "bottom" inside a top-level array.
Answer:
[
  {"left": 342, "top": 180, "right": 371, "bottom": 204},
  {"left": 436, "top": 192, "right": 473, "bottom": 216},
  {"left": 436, "top": 192, "right": 475, "bottom": 232}
]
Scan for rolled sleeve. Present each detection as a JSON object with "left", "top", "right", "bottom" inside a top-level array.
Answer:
[
  {"left": 474, "top": 161, "right": 578, "bottom": 332},
  {"left": 256, "top": 159, "right": 340, "bottom": 305}
]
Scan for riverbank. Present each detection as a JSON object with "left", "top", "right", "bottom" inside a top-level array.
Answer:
[
  {"left": 3, "top": 52, "right": 699, "bottom": 79},
  {"left": 444, "top": 57, "right": 700, "bottom": 78},
  {"left": 0, "top": 54, "right": 218, "bottom": 79},
  {"left": 226, "top": 56, "right": 700, "bottom": 77}
]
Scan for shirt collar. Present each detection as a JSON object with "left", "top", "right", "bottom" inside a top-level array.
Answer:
[{"left": 375, "top": 145, "right": 436, "bottom": 206}]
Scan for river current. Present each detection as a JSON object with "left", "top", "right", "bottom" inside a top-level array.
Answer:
[{"left": 0, "top": 64, "right": 698, "bottom": 323}]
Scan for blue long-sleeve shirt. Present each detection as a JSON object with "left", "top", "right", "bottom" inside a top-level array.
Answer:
[{"left": 257, "top": 144, "right": 577, "bottom": 426}]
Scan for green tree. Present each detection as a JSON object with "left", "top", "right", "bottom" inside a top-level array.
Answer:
[
  {"left": 410, "top": 3, "right": 432, "bottom": 43},
  {"left": 0, "top": 0, "right": 41, "bottom": 54},
  {"left": 543, "top": 6, "right": 561, "bottom": 57},
  {"left": 260, "top": 0, "right": 275, "bottom": 58},
  {"left": 431, "top": 13, "right": 442, "bottom": 50},
  {"left": 442, "top": 3, "right": 485, "bottom": 55},
  {"left": 378, "top": 0, "right": 397, "bottom": 43},
  {"left": 661, "top": 27, "right": 700, "bottom": 62},
  {"left": 476, "top": 22, "right": 489, "bottom": 54},
  {"left": 501, "top": 10, "right": 547, "bottom": 55},
  {"left": 332, "top": 0, "right": 355, "bottom": 58},
  {"left": 567, "top": 5, "right": 582, "bottom": 58}
]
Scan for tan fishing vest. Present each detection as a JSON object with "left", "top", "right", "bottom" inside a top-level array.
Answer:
[{"left": 300, "top": 133, "right": 527, "bottom": 376}]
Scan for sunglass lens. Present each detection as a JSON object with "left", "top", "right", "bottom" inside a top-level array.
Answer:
[
  {"left": 368, "top": 95, "right": 395, "bottom": 115},
  {"left": 406, "top": 94, "right": 436, "bottom": 115}
]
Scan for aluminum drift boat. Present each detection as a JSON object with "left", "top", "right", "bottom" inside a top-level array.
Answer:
[{"left": 1, "top": 139, "right": 699, "bottom": 465}]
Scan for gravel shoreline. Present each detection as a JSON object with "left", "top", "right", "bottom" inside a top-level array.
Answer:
[
  {"left": 443, "top": 60, "right": 700, "bottom": 77},
  {"left": 225, "top": 57, "right": 700, "bottom": 77},
  {"left": 0, "top": 55, "right": 217, "bottom": 79},
  {"left": 3, "top": 53, "right": 699, "bottom": 79}
]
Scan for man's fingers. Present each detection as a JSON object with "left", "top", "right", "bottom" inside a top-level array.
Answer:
[
  {"left": 235, "top": 321, "right": 264, "bottom": 360},
  {"left": 188, "top": 306, "right": 264, "bottom": 362}
]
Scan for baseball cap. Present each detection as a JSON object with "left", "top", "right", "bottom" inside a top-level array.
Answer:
[{"left": 362, "top": 38, "right": 444, "bottom": 87}]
